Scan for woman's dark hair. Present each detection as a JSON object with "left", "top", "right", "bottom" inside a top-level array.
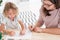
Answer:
[{"left": 44, "top": 0, "right": 60, "bottom": 16}]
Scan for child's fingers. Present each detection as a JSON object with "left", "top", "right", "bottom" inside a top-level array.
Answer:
[
  {"left": 20, "top": 30, "right": 25, "bottom": 35},
  {"left": 20, "top": 32, "right": 25, "bottom": 35},
  {"left": 8, "top": 31, "right": 15, "bottom": 36}
]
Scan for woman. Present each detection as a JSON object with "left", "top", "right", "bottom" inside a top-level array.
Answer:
[{"left": 29, "top": 0, "right": 60, "bottom": 35}]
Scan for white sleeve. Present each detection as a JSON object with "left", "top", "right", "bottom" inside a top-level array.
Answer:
[
  {"left": 0, "top": 13, "right": 6, "bottom": 24},
  {"left": 0, "top": 16, "right": 6, "bottom": 29},
  {"left": 1, "top": 16, "right": 6, "bottom": 24},
  {"left": 0, "top": 13, "right": 2, "bottom": 25}
]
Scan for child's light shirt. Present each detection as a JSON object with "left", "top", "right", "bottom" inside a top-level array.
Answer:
[{"left": 1, "top": 14, "right": 21, "bottom": 30}]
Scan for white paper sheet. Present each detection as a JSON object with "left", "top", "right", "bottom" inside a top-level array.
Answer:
[{"left": 3, "top": 30, "right": 32, "bottom": 40}]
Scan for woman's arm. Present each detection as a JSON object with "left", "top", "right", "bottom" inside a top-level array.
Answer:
[
  {"left": 42, "top": 28, "right": 60, "bottom": 35},
  {"left": 28, "top": 6, "right": 45, "bottom": 31},
  {"left": 34, "top": 27, "right": 60, "bottom": 35},
  {"left": 34, "top": 6, "right": 45, "bottom": 27},
  {"left": 34, "top": 16, "right": 44, "bottom": 27},
  {"left": 28, "top": 15, "right": 44, "bottom": 31}
]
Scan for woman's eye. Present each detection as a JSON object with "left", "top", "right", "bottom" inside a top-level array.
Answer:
[
  {"left": 47, "top": 4, "right": 51, "bottom": 6},
  {"left": 45, "top": 4, "right": 52, "bottom": 7}
]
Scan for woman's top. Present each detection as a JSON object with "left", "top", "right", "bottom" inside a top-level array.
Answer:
[{"left": 38, "top": 8, "right": 60, "bottom": 28}]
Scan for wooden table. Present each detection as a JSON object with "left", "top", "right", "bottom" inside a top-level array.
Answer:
[
  {"left": 2, "top": 30, "right": 60, "bottom": 40},
  {"left": 32, "top": 32, "right": 60, "bottom": 40}
]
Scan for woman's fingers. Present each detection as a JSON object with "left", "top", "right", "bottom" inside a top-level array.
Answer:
[
  {"left": 28, "top": 25, "right": 34, "bottom": 31},
  {"left": 33, "top": 27, "right": 42, "bottom": 33}
]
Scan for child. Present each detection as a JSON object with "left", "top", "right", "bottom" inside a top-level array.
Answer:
[{"left": 0, "top": 2, "right": 25, "bottom": 36}]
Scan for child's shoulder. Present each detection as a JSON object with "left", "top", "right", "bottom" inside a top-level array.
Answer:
[
  {"left": 0, "top": 13, "right": 3, "bottom": 17},
  {"left": 0, "top": 13, "right": 7, "bottom": 24},
  {"left": 0, "top": 13, "right": 5, "bottom": 20}
]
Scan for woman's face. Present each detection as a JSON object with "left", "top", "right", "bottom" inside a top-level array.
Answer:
[{"left": 43, "top": 0, "right": 56, "bottom": 10}]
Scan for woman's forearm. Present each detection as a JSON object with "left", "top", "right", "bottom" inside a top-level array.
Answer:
[
  {"left": 34, "top": 21, "right": 44, "bottom": 27},
  {"left": 42, "top": 28, "right": 60, "bottom": 35}
]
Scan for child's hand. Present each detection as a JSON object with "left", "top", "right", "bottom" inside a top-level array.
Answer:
[
  {"left": 20, "top": 29, "right": 25, "bottom": 35},
  {"left": 8, "top": 31, "right": 15, "bottom": 36},
  {"left": 0, "top": 24, "right": 5, "bottom": 31},
  {"left": 0, "top": 26, "right": 4, "bottom": 32},
  {"left": 28, "top": 25, "right": 34, "bottom": 31}
]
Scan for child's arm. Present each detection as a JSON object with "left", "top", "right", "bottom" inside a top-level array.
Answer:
[
  {"left": 0, "top": 23, "right": 5, "bottom": 32},
  {"left": 18, "top": 20, "right": 25, "bottom": 35},
  {"left": 0, "top": 23, "right": 15, "bottom": 36},
  {"left": 18, "top": 20, "right": 25, "bottom": 30},
  {"left": 3, "top": 30, "right": 15, "bottom": 36}
]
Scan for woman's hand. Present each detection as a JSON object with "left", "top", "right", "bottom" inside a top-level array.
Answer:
[
  {"left": 33, "top": 27, "right": 43, "bottom": 33},
  {"left": 7, "top": 31, "right": 15, "bottom": 36},
  {"left": 20, "top": 29, "right": 25, "bottom": 35},
  {"left": 28, "top": 25, "right": 44, "bottom": 33},
  {"left": 28, "top": 25, "right": 34, "bottom": 31}
]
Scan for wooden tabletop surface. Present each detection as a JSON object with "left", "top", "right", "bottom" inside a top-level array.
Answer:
[
  {"left": 32, "top": 32, "right": 60, "bottom": 40},
  {"left": 2, "top": 30, "right": 60, "bottom": 40}
]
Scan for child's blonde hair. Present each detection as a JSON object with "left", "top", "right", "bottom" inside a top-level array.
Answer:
[{"left": 3, "top": 2, "right": 18, "bottom": 17}]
